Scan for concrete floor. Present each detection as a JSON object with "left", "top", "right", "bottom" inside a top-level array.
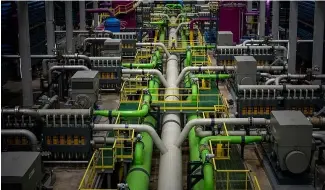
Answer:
[{"left": 53, "top": 168, "right": 85, "bottom": 190}]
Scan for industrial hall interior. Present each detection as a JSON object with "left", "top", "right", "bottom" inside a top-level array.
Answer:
[{"left": 1, "top": 0, "right": 325, "bottom": 190}]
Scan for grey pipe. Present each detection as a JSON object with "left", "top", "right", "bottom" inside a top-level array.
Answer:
[
  {"left": 309, "top": 117, "right": 325, "bottom": 126},
  {"left": 265, "top": 78, "right": 276, "bottom": 85},
  {"left": 93, "top": 124, "right": 168, "bottom": 154},
  {"left": 83, "top": 38, "right": 111, "bottom": 51},
  {"left": 175, "top": 66, "right": 286, "bottom": 86},
  {"left": 43, "top": 161, "right": 88, "bottom": 164},
  {"left": 136, "top": 43, "right": 171, "bottom": 57},
  {"left": 158, "top": 53, "right": 183, "bottom": 190},
  {"left": 2, "top": 129, "right": 38, "bottom": 151},
  {"left": 79, "top": 1, "right": 86, "bottom": 30},
  {"left": 45, "top": 1, "right": 55, "bottom": 54},
  {"left": 242, "top": 40, "right": 314, "bottom": 46},
  {"left": 41, "top": 95, "right": 59, "bottom": 109},
  {"left": 2, "top": 107, "right": 92, "bottom": 116},
  {"left": 175, "top": 118, "right": 270, "bottom": 147},
  {"left": 312, "top": 133, "right": 325, "bottom": 144},
  {"left": 48, "top": 65, "right": 89, "bottom": 88},
  {"left": 195, "top": 127, "right": 267, "bottom": 137},
  {"left": 122, "top": 69, "right": 168, "bottom": 88},
  {"left": 65, "top": 1, "right": 73, "bottom": 54},
  {"left": 238, "top": 85, "right": 324, "bottom": 91},
  {"left": 3, "top": 54, "right": 91, "bottom": 65},
  {"left": 92, "top": 137, "right": 115, "bottom": 144},
  {"left": 275, "top": 74, "right": 306, "bottom": 85}
]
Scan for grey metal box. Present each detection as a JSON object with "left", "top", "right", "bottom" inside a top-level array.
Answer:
[
  {"left": 71, "top": 71, "right": 99, "bottom": 107},
  {"left": 2, "top": 152, "right": 42, "bottom": 190},
  {"left": 218, "top": 31, "right": 233, "bottom": 46},
  {"left": 235, "top": 56, "right": 257, "bottom": 85},
  {"left": 270, "top": 111, "right": 313, "bottom": 172}
]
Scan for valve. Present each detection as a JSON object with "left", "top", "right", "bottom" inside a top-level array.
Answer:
[
  {"left": 117, "top": 183, "right": 129, "bottom": 190},
  {"left": 136, "top": 134, "right": 143, "bottom": 142},
  {"left": 205, "top": 154, "right": 215, "bottom": 162}
]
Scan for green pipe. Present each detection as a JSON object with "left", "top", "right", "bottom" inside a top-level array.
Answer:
[
  {"left": 122, "top": 51, "right": 160, "bottom": 69},
  {"left": 185, "top": 49, "right": 192, "bottom": 67},
  {"left": 166, "top": 4, "right": 182, "bottom": 9},
  {"left": 193, "top": 74, "right": 231, "bottom": 79},
  {"left": 200, "top": 136, "right": 262, "bottom": 190},
  {"left": 126, "top": 115, "right": 157, "bottom": 190},
  {"left": 181, "top": 30, "right": 188, "bottom": 49},
  {"left": 159, "top": 28, "right": 165, "bottom": 42},
  {"left": 190, "top": 45, "right": 215, "bottom": 50},
  {"left": 187, "top": 114, "right": 204, "bottom": 190},
  {"left": 134, "top": 141, "right": 144, "bottom": 165},
  {"left": 150, "top": 21, "right": 165, "bottom": 25},
  {"left": 93, "top": 93, "right": 151, "bottom": 117}
]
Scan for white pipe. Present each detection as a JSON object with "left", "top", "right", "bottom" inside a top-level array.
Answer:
[
  {"left": 175, "top": 66, "right": 287, "bottom": 86},
  {"left": 265, "top": 78, "right": 276, "bottom": 85},
  {"left": 136, "top": 43, "right": 171, "bottom": 57},
  {"left": 242, "top": 40, "right": 314, "bottom": 46},
  {"left": 48, "top": 65, "right": 90, "bottom": 86},
  {"left": 175, "top": 118, "right": 270, "bottom": 147},
  {"left": 195, "top": 127, "right": 267, "bottom": 137},
  {"left": 238, "top": 85, "right": 325, "bottom": 91},
  {"left": 275, "top": 74, "right": 306, "bottom": 85},
  {"left": 2, "top": 129, "right": 38, "bottom": 151},
  {"left": 93, "top": 124, "right": 168, "bottom": 154},
  {"left": 158, "top": 54, "right": 182, "bottom": 190},
  {"left": 174, "top": 22, "right": 190, "bottom": 34},
  {"left": 122, "top": 69, "right": 168, "bottom": 88}
]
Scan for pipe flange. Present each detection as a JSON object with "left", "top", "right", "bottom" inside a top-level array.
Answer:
[{"left": 14, "top": 106, "right": 20, "bottom": 115}]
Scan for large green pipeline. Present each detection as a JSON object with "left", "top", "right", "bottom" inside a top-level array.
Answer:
[
  {"left": 159, "top": 27, "right": 166, "bottom": 42},
  {"left": 200, "top": 136, "right": 262, "bottom": 190},
  {"left": 122, "top": 51, "right": 160, "bottom": 69},
  {"left": 150, "top": 21, "right": 165, "bottom": 25},
  {"left": 126, "top": 115, "right": 157, "bottom": 190},
  {"left": 193, "top": 74, "right": 231, "bottom": 79},
  {"left": 185, "top": 50, "right": 192, "bottom": 67}
]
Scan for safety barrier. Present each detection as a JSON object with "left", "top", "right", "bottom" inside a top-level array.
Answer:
[
  {"left": 209, "top": 123, "right": 231, "bottom": 161},
  {"left": 215, "top": 170, "right": 251, "bottom": 190},
  {"left": 114, "top": 128, "right": 135, "bottom": 160}
]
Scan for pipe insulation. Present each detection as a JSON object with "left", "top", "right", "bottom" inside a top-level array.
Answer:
[
  {"left": 175, "top": 118, "right": 270, "bottom": 147},
  {"left": 158, "top": 52, "right": 183, "bottom": 189},
  {"left": 2, "top": 129, "right": 38, "bottom": 151},
  {"left": 93, "top": 124, "right": 167, "bottom": 154}
]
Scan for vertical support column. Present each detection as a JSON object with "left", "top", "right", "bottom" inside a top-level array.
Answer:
[
  {"left": 17, "top": 1, "right": 33, "bottom": 107},
  {"left": 272, "top": 0, "right": 279, "bottom": 40},
  {"left": 45, "top": 1, "right": 55, "bottom": 54},
  {"left": 79, "top": 1, "right": 86, "bottom": 30},
  {"left": 93, "top": 1, "right": 98, "bottom": 28},
  {"left": 65, "top": 1, "right": 73, "bottom": 54},
  {"left": 288, "top": 1, "right": 298, "bottom": 74},
  {"left": 258, "top": 0, "right": 265, "bottom": 39},
  {"left": 247, "top": 1, "right": 253, "bottom": 34},
  {"left": 312, "top": 1, "right": 325, "bottom": 82}
]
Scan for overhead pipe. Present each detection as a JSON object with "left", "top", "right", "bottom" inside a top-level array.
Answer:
[
  {"left": 175, "top": 66, "right": 287, "bottom": 86},
  {"left": 122, "top": 69, "right": 168, "bottom": 88},
  {"left": 2, "top": 129, "right": 38, "bottom": 151},
  {"left": 48, "top": 65, "right": 90, "bottom": 88},
  {"left": 195, "top": 127, "right": 267, "bottom": 137},
  {"left": 122, "top": 51, "right": 160, "bottom": 69},
  {"left": 192, "top": 74, "right": 232, "bottom": 79},
  {"left": 174, "top": 22, "right": 190, "bottom": 34},
  {"left": 136, "top": 43, "right": 171, "bottom": 58},
  {"left": 274, "top": 74, "right": 325, "bottom": 85},
  {"left": 241, "top": 39, "right": 314, "bottom": 46},
  {"left": 237, "top": 84, "right": 325, "bottom": 91},
  {"left": 2, "top": 107, "right": 92, "bottom": 116},
  {"left": 175, "top": 118, "right": 270, "bottom": 147},
  {"left": 93, "top": 124, "right": 167, "bottom": 154}
]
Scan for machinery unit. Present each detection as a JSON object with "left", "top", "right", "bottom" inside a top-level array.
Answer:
[
  {"left": 70, "top": 70, "right": 99, "bottom": 108},
  {"left": 102, "top": 39, "right": 122, "bottom": 57},
  {"left": 218, "top": 31, "right": 233, "bottom": 46},
  {"left": 2, "top": 152, "right": 43, "bottom": 190},
  {"left": 270, "top": 111, "right": 313, "bottom": 174},
  {"left": 234, "top": 56, "right": 257, "bottom": 85}
]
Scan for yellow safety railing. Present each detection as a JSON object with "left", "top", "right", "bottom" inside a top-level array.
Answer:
[
  {"left": 253, "top": 176, "right": 262, "bottom": 190},
  {"left": 114, "top": 128, "right": 135, "bottom": 160},
  {"left": 209, "top": 136, "right": 231, "bottom": 162},
  {"left": 79, "top": 147, "right": 116, "bottom": 190},
  {"left": 215, "top": 170, "right": 251, "bottom": 190}
]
